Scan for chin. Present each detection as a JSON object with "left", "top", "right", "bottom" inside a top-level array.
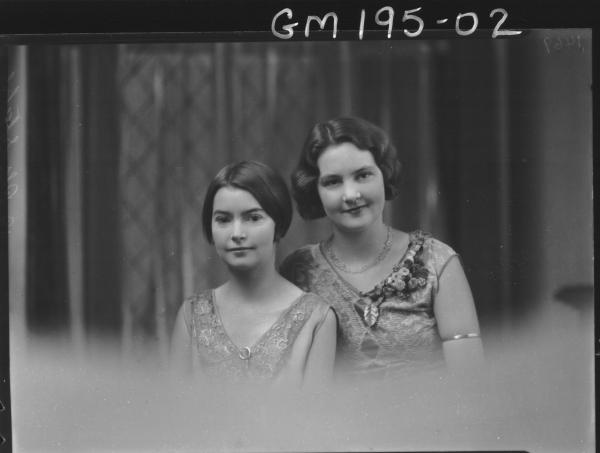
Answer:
[
  {"left": 225, "top": 261, "right": 258, "bottom": 272},
  {"left": 220, "top": 254, "right": 252, "bottom": 268},
  {"left": 335, "top": 215, "right": 376, "bottom": 231},
  {"left": 336, "top": 221, "right": 373, "bottom": 233},
  {"left": 226, "top": 254, "right": 273, "bottom": 271}
]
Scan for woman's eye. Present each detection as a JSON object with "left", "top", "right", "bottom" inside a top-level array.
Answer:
[
  {"left": 320, "top": 178, "right": 340, "bottom": 187},
  {"left": 213, "top": 216, "right": 229, "bottom": 224},
  {"left": 243, "top": 211, "right": 265, "bottom": 222},
  {"left": 356, "top": 171, "right": 373, "bottom": 181}
]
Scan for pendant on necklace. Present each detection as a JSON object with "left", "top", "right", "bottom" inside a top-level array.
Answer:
[{"left": 363, "top": 302, "right": 379, "bottom": 327}]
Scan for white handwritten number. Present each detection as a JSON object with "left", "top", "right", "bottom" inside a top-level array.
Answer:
[
  {"left": 359, "top": 9, "right": 365, "bottom": 40},
  {"left": 375, "top": 7, "right": 395, "bottom": 39},
  {"left": 402, "top": 7, "right": 424, "bottom": 38},
  {"left": 455, "top": 12, "right": 478, "bottom": 36},
  {"left": 490, "top": 8, "right": 522, "bottom": 38}
]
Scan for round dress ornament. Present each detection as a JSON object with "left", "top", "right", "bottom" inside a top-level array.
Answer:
[{"left": 238, "top": 347, "right": 252, "bottom": 360}]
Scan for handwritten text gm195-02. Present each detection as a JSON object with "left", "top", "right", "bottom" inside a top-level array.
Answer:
[{"left": 271, "top": 7, "right": 522, "bottom": 40}]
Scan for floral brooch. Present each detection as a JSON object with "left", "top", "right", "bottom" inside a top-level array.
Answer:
[{"left": 358, "top": 231, "right": 430, "bottom": 327}]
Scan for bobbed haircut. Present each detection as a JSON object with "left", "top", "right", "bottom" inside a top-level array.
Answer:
[
  {"left": 291, "top": 116, "right": 402, "bottom": 220},
  {"left": 202, "top": 160, "right": 293, "bottom": 244}
]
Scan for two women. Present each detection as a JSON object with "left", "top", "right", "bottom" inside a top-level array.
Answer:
[{"left": 172, "top": 116, "right": 482, "bottom": 385}]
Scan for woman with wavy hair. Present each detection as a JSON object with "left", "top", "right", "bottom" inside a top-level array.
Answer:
[{"left": 281, "top": 117, "right": 483, "bottom": 380}]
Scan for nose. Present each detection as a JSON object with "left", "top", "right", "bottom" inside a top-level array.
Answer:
[
  {"left": 342, "top": 183, "right": 361, "bottom": 205},
  {"left": 231, "top": 220, "right": 246, "bottom": 243}
]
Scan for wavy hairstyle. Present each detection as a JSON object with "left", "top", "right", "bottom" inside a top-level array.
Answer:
[{"left": 291, "top": 117, "right": 402, "bottom": 219}]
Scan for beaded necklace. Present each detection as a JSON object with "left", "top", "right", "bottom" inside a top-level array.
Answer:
[{"left": 323, "top": 225, "right": 392, "bottom": 274}]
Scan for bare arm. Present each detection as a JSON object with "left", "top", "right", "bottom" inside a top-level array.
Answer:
[
  {"left": 433, "top": 256, "right": 484, "bottom": 374},
  {"left": 302, "top": 308, "right": 337, "bottom": 390}
]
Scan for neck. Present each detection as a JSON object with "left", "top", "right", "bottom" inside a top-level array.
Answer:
[
  {"left": 330, "top": 220, "right": 389, "bottom": 260},
  {"left": 225, "top": 261, "right": 281, "bottom": 303}
]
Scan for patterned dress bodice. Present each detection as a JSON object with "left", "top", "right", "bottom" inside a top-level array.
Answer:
[
  {"left": 183, "top": 290, "right": 328, "bottom": 382},
  {"left": 281, "top": 231, "right": 457, "bottom": 379}
]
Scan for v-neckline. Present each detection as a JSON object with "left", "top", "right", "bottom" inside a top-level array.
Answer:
[
  {"left": 210, "top": 290, "right": 305, "bottom": 353},
  {"left": 319, "top": 230, "right": 416, "bottom": 296}
]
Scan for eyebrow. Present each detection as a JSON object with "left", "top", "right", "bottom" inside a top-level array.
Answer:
[
  {"left": 212, "top": 207, "right": 265, "bottom": 216},
  {"left": 353, "top": 165, "right": 377, "bottom": 173},
  {"left": 319, "top": 165, "right": 377, "bottom": 179}
]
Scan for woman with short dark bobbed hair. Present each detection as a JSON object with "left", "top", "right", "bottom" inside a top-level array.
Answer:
[
  {"left": 281, "top": 117, "right": 483, "bottom": 380},
  {"left": 201, "top": 160, "right": 293, "bottom": 244},
  {"left": 171, "top": 160, "right": 336, "bottom": 387}
]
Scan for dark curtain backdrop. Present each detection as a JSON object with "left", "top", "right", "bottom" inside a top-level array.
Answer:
[
  {"left": 26, "top": 47, "right": 69, "bottom": 334},
  {"left": 25, "top": 46, "right": 122, "bottom": 341},
  {"left": 21, "top": 36, "right": 593, "bottom": 360}
]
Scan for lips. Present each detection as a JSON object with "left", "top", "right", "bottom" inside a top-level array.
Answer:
[
  {"left": 342, "top": 205, "right": 367, "bottom": 214},
  {"left": 226, "top": 247, "right": 254, "bottom": 252}
]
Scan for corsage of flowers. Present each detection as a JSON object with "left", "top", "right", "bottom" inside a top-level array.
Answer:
[{"left": 358, "top": 231, "right": 430, "bottom": 328}]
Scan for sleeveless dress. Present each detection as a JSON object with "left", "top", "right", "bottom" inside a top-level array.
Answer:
[
  {"left": 180, "top": 290, "right": 332, "bottom": 384},
  {"left": 280, "top": 231, "right": 457, "bottom": 379}
]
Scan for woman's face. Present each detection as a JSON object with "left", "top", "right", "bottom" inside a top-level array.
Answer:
[
  {"left": 316, "top": 142, "right": 386, "bottom": 233},
  {"left": 211, "top": 186, "right": 277, "bottom": 271}
]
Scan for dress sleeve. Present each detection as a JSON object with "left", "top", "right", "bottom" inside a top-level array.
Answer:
[
  {"left": 170, "top": 297, "right": 195, "bottom": 376},
  {"left": 301, "top": 303, "right": 337, "bottom": 389},
  {"left": 426, "top": 238, "right": 459, "bottom": 294}
]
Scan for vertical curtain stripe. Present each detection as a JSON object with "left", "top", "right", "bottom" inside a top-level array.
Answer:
[{"left": 62, "top": 47, "right": 86, "bottom": 358}]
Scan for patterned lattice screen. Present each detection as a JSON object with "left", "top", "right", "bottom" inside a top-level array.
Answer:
[{"left": 117, "top": 43, "right": 322, "bottom": 362}]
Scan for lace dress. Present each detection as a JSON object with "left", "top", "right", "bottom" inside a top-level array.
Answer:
[
  {"left": 180, "top": 290, "right": 332, "bottom": 384},
  {"left": 280, "top": 231, "right": 457, "bottom": 379}
]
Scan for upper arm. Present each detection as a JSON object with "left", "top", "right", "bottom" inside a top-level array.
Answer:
[
  {"left": 433, "top": 255, "right": 481, "bottom": 341},
  {"left": 302, "top": 308, "right": 337, "bottom": 388}
]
